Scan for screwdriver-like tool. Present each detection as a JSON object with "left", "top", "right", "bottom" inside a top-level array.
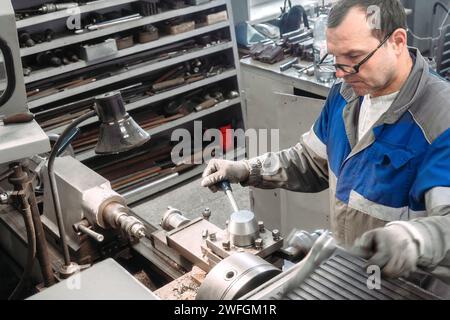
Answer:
[{"left": 219, "top": 180, "right": 240, "bottom": 213}]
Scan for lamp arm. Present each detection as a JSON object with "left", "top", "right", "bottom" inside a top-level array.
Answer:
[{"left": 47, "top": 110, "right": 96, "bottom": 267}]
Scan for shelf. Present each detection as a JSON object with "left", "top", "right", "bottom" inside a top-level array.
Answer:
[
  {"left": 28, "top": 41, "right": 234, "bottom": 109},
  {"left": 124, "top": 146, "right": 246, "bottom": 204},
  {"left": 76, "top": 96, "right": 242, "bottom": 161},
  {"left": 47, "top": 69, "right": 238, "bottom": 135},
  {"left": 20, "top": 0, "right": 227, "bottom": 57},
  {"left": 24, "top": 21, "right": 230, "bottom": 84},
  {"left": 16, "top": 0, "right": 140, "bottom": 29}
]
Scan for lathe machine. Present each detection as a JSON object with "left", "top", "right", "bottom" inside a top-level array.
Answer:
[{"left": 0, "top": 1, "right": 443, "bottom": 301}]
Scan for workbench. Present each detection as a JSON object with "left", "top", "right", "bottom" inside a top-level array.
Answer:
[{"left": 240, "top": 56, "right": 333, "bottom": 238}]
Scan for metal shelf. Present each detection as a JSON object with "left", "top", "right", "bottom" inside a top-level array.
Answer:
[
  {"left": 20, "top": 0, "right": 227, "bottom": 57},
  {"left": 125, "top": 146, "right": 246, "bottom": 204},
  {"left": 16, "top": 0, "right": 140, "bottom": 29},
  {"left": 24, "top": 21, "right": 230, "bottom": 84},
  {"left": 47, "top": 69, "right": 238, "bottom": 135},
  {"left": 76, "top": 96, "right": 241, "bottom": 161},
  {"left": 28, "top": 41, "right": 233, "bottom": 109},
  {"left": 125, "top": 69, "right": 237, "bottom": 112}
]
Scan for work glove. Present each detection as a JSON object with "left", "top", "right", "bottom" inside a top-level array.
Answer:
[
  {"left": 201, "top": 159, "right": 250, "bottom": 192},
  {"left": 352, "top": 224, "right": 420, "bottom": 279}
]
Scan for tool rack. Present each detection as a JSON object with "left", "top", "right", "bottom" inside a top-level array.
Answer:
[{"left": 12, "top": 0, "right": 246, "bottom": 204}]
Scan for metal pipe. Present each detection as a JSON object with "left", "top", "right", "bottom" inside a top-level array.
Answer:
[
  {"left": 27, "top": 184, "right": 55, "bottom": 287},
  {"left": 47, "top": 110, "right": 96, "bottom": 267},
  {"left": 8, "top": 169, "right": 36, "bottom": 300}
]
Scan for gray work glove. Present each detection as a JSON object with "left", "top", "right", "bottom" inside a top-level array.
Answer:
[
  {"left": 352, "top": 225, "right": 420, "bottom": 279},
  {"left": 201, "top": 159, "right": 250, "bottom": 192}
]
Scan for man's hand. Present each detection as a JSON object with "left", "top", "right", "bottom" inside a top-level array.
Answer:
[
  {"left": 201, "top": 159, "right": 250, "bottom": 192},
  {"left": 352, "top": 225, "right": 420, "bottom": 279}
]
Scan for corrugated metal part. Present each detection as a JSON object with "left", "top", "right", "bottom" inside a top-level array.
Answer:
[
  {"left": 243, "top": 248, "right": 441, "bottom": 300},
  {"left": 284, "top": 250, "right": 439, "bottom": 300}
]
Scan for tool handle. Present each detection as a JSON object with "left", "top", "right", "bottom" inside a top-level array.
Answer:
[
  {"left": 2, "top": 112, "right": 34, "bottom": 125},
  {"left": 219, "top": 180, "right": 232, "bottom": 192}
]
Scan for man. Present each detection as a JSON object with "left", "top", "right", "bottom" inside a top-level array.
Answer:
[{"left": 201, "top": 0, "right": 450, "bottom": 282}]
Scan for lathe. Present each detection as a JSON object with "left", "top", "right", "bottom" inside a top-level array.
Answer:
[{"left": 0, "top": 1, "right": 443, "bottom": 301}]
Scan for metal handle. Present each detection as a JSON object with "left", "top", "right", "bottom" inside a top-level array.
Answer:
[
  {"left": 219, "top": 180, "right": 239, "bottom": 213},
  {"left": 77, "top": 224, "right": 104, "bottom": 242}
]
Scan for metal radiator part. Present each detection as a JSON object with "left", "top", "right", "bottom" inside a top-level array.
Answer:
[{"left": 243, "top": 249, "right": 440, "bottom": 300}]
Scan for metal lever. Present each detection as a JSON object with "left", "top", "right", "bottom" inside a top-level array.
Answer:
[
  {"left": 279, "top": 231, "right": 336, "bottom": 298},
  {"left": 219, "top": 180, "right": 239, "bottom": 213},
  {"left": 74, "top": 220, "right": 104, "bottom": 243}
]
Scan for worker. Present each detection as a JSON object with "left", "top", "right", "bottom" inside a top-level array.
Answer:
[{"left": 201, "top": 0, "right": 450, "bottom": 281}]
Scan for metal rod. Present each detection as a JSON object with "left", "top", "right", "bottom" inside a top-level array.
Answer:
[
  {"left": 47, "top": 110, "right": 96, "bottom": 267},
  {"left": 87, "top": 14, "right": 142, "bottom": 31},
  {"left": 8, "top": 167, "right": 36, "bottom": 300},
  {"left": 225, "top": 189, "right": 239, "bottom": 213},
  {"left": 27, "top": 183, "right": 56, "bottom": 287},
  {"left": 77, "top": 224, "right": 104, "bottom": 243}
]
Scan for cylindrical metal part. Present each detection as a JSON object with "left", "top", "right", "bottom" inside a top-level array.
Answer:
[
  {"left": 160, "top": 207, "right": 191, "bottom": 231},
  {"left": 272, "top": 229, "right": 281, "bottom": 241},
  {"left": 196, "top": 252, "right": 281, "bottom": 300},
  {"left": 228, "top": 210, "right": 259, "bottom": 247},
  {"left": 202, "top": 207, "right": 211, "bottom": 220},
  {"left": 77, "top": 224, "right": 104, "bottom": 242},
  {"left": 102, "top": 202, "right": 146, "bottom": 239}
]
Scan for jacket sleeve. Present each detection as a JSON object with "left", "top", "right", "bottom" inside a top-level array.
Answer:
[
  {"left": 240, "top": 88, "right": 336, "bottom": 192},
  {"left": 406, "top": 128, "right": 450, "bottom": 284},
  {"left": 395, "top": 212, "right": 450, "bottom": 285}
]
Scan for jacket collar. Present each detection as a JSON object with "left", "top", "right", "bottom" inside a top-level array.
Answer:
[
  {"left": 339, "top": 47, "right": 428, "bottom": 124},
  {"left": 338, "top": 48, "right": 428, "bottom": 163}
]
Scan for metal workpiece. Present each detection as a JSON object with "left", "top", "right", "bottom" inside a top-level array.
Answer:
[
  {"left": 285, "top": 229, "right": 326, "bottom": 258},
  {"left": 160, "top": 207, "right": 191, "bottom": 231},
  {"left": 242, "top": 232, "right": 337, "bottom": 300},
  {"left": 228, "top": 210, "right": 259, "bottom": 247},
  {"left": 196, "top": 252, "right": 281, "bottom": 300}
]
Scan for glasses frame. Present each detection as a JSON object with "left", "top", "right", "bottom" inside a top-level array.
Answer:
[{"left": 317, "top": 30, "right": 395, "bottom": 75}]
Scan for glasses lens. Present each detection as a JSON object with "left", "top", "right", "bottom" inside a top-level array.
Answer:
[{"left": 337, "top": 64, "right": 357, "bottom": 74}]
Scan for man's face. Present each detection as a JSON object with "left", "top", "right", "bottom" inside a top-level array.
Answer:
[{"left": 326, "top": 7, "right": 398, "bottom": 96}]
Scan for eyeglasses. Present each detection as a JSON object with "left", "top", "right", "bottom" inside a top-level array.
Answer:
[{"left": 317, "top": 30, "right": 395, "bottom": 75}]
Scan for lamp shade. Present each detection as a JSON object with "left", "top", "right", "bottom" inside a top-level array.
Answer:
[{"left": 94, "top": 91, "right": 150, "bottom": 154}]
